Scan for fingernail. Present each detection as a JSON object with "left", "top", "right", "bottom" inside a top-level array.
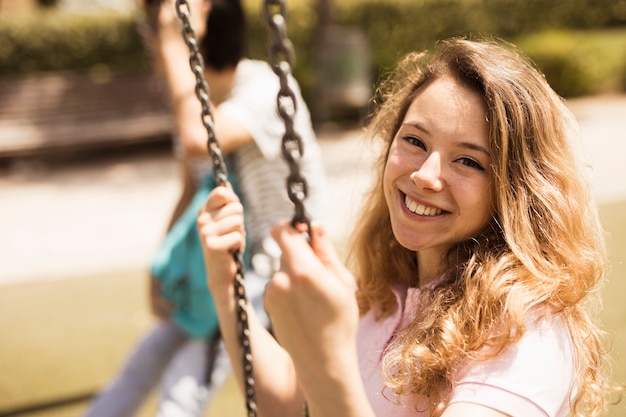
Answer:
[{"left": 312, "top": 222, "right": 325, "bottom": 238}]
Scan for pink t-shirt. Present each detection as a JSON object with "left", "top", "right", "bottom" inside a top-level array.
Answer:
[{"left": 357, "top": 285, "right": 574, "bottom": 417}]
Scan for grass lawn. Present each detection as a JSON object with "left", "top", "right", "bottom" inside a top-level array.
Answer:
[
  {"left": 1, "top": 199, "right": 625, "bottom": 417},
  {"left": 0, "top": 269, "right": 245, "bottom": 417},
  {"left": 599, "top": 200, "right": 626, "bottom": 417}
]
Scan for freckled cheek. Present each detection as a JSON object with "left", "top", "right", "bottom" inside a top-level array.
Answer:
[
  {"left": 384, "top": 149, "right": 414, "bottom": 180},
  {"left": 465, "top": 188, "right": 494, "bottom": 227}
]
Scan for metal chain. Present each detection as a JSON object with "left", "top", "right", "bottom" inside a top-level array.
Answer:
[
  {"left": 174, "top": 2, "right": 257, "bottom": 416},
  {"left": 263, "top": 5, "right": 312, "bottom": 416},
  {"left": 263, "top": 0, "right": 311, "bottom": 235},
  {"left": 175, "top": 1, "right": 311, "bottom": 416}
]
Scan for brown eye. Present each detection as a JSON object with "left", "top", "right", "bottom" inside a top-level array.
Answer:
[
  {"left": 403, "top": 135, "right": 426, "bottom": 150},
  {"left": 458, "top": 157, "right": 485, "bottom": 171}
]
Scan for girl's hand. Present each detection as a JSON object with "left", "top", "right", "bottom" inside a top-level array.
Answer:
[
  {"left": 149, "top": 277, "right": 175, "bottom": 320},
  {"left": 264, "top": 223, "right": 360, "bottom": 391},
  {"left": 197, "top": 185, "right": 245, "bottom": 294}
]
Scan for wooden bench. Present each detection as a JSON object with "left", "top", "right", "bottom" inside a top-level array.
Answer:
[{"left": 0, "top": 71, "right": 173, "bottom": 158}]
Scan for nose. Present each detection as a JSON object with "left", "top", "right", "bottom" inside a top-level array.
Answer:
[{"left": 410, "top": 152, "right": 443, "bottom": 192}]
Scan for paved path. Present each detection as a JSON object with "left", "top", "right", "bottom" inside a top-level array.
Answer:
[{"left": 1, "top": 94, "right": 625, "bottom": 286}]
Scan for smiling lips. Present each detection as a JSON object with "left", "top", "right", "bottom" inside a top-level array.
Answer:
[{"left": 404, "top": 194, "right": 444, "bottom": 216}]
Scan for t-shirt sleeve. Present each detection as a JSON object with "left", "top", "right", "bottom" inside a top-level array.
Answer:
[
  {"left": 218, "top": 61, "right": 292, "bottom": 160},
  {"left": 448, "top": 315, "right": 574, "bottom": 417}
]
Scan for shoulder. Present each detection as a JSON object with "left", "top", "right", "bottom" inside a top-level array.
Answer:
[
  {"left": 222, "top": 59, "right": 280, "bottom": 111},
  {"left": 234, "top": 59, "right": 305, "bottom": 95},
  {"left": 234, "top": 59, "right": 275, "bottom": 84},
  {"left": 449, "top": 313, "right": 574, "bottom": 417}
]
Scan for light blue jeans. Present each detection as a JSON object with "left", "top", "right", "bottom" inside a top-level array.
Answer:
[{"left": 83, "top": 272, "right": 269, "bottom": 417}]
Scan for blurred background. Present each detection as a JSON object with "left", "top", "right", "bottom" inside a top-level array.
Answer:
[{"left": 0, "top": 0, "right": 625, "bottom": 416}]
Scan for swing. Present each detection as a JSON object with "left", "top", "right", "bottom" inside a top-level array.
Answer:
[{"left": 173, "top": 1, "right": 310, "bottom": 416}]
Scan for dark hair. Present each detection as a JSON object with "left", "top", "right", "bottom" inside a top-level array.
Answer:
[{"left": 201, "top": 0, "right": 246, "bottom": 70}]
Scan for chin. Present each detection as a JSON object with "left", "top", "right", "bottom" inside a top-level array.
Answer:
[{"left": 393, "top": 234, "right": 422, "bottom": 252}]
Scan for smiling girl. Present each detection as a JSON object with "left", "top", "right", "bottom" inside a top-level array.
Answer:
[{"left": 198, "top": 37, "right": 620, "bottom": 417}]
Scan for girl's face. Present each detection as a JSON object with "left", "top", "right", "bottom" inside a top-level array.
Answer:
[{"left": 383, "top": 75, "right": 494, "bottom": 272}]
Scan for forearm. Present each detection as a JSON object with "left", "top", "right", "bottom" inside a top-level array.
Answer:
[
  {"left": 211, "top": 280, "right": 304, "bottom": 417},
  {"left": 300, "top": 350, "right": 375, "bottom": 417},
  {"left": 264, "top": 223, "right": 377, "bottom": 417},
  {"left": 155, "top": 24, "right": 210, "bottom": 157}
]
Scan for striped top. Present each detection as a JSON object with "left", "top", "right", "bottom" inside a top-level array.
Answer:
[{"left": 184, "top": 59, "right": 326, "bottom": 276}]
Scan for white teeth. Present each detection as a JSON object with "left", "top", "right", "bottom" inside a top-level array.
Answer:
[{"left": 404, "top": 195, "right": 442, "bottom": 216}]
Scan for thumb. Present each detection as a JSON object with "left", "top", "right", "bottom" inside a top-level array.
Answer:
[{"left": 310, "top": 224, "right": 356, "bottom": 289}]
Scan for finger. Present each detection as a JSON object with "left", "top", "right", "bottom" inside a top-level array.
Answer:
[
  {"left": 309, "top": 224, "right": 340, "bottom": 267},
  {"left": 198, "top": 191, "right": 244, "bottom": 235},
  {"left": 198, "top": 218, "right": 245, "bottom": 253},
  {"left": 198, "top": 193, "right": 243, "bottom": 236},
  {"left": 271, "top": 222, "right": 320, "bottom": 277},
  {"left": 271, "top": 222, "right": 348, "bottom": 281},
  {"left": 198, "top": 185, "right": 240, "bottom": 216},
  {"left": 198, "top": 200, "right": 244, "bottom": 227},
  {"left": 309, "top": 224, "right": 356, "bottom": 289},
  {"left": 198, "top": 226, "right": 244, "bottom": 249},
  {"left": 271, "top": 222, "right": 314, "bottom": 256}
]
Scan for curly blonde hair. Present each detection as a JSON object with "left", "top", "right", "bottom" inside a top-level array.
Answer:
[{"left": 348, "top": 37, "right": 617, "bottom": 416}]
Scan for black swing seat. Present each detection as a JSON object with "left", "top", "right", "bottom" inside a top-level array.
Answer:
[{"left": 0, "top": 71, "right": 173, "bottom": 158}]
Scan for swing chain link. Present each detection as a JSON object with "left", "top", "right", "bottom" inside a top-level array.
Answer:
[
  {"left": 175, "top": 1, "right": 310, "bottom": 416},
  {"left": 175, "top": 0, "right": 227, "bottom": 187},
  {"left": 263, "top": 0, "right": 311, "bottom": 234},
  {"left": 174, "top": 2, "right": 257, "bottom": 416},
  {"left": 263, "top": 5, "right": 311, "bottom": 416}
]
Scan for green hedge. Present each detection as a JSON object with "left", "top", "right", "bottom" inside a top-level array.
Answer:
[
  {"left": 250, "top": 1, "right": 626, "bottom": 99},
  {"left": 325, "top": 1, "right": 626, "bottom": 97},
  {"left": 1, "top": 2, "right": 625, "bottom": 100},
  {"left": 0, "top": 11, "right": 149, "bottom": 75},
  {"left": 515, "top": 29, "right": 626, "bottom": 97}
]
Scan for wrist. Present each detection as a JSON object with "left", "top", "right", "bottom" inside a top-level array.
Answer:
[
  {"left": 207, "top": 265, "right": 237, "bottom": 305},
  {"left": 304, "top": 360, "right": 373, "bottom": 417},
  {"left": 299, "top": 346, "right": 368, "bottom": 413}
]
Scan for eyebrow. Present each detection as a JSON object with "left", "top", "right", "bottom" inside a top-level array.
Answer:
[
  {"left": 404, "top": 122, "right": 490, "bottom": 157},
  {"left": 458, "top": 141, "right": 490, "bottom": 157},
  {"left": 407, "top": 122, "right": 431, "bottom": 136}
]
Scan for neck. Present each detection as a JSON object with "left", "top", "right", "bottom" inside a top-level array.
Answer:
[
  {"left": 204, "top": 65, "right": 237, "bottom": 104},
  {"left": 415, "top": 250, "right": 445, "bottom": 288}
]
